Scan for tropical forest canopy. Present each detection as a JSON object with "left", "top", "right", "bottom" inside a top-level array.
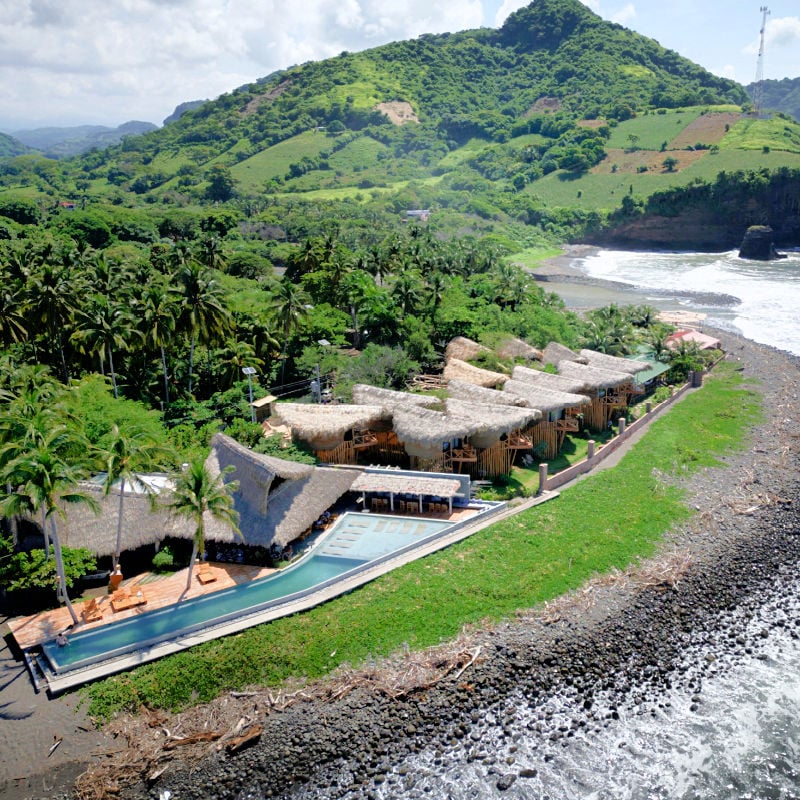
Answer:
[{"left": 0, "top": 0, "right": 798, "bottom": 468}]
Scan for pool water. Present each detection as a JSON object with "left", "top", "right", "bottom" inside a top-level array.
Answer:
[{"left": 42, "top": 513, "right": 456, "bottom": 674}]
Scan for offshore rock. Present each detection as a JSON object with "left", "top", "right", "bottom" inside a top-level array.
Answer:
[{"left": 739, "top": 225, "right": 786, "bottom": 260}]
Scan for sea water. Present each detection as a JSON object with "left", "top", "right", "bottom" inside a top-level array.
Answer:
[{"left": 547, "top": 248, "right": 800, "bottom": 357}]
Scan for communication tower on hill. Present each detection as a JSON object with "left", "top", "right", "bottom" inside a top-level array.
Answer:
[{"left": 752, "top": 5, "right": 770, "bottom": 117}]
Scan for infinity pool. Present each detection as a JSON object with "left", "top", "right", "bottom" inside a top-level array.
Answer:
[{"left": 42, "top": 512, "right": 456, "bottom": 674}]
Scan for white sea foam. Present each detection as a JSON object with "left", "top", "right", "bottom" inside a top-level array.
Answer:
[{"left": 578, "top": 249, "right": 800, "bottom": 356}]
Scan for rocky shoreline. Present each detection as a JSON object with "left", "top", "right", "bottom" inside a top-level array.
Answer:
[{"left": 121, "top": 330, "right": 799, "bottom": 800}]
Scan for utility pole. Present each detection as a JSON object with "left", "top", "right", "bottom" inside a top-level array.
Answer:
[
  {"left": 242, "top": 366, "right": 257, "bottom": 423},
  {"left": 752, "top": 6, "right": 770, "bottom": 118}
]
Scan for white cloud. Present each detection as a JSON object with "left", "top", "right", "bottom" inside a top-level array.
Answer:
[
  {"left": 493, "top": 0, "right": 528, "bottom": 27},
  {"left": 766, "top": 16, "right": 800, "bottom": 49},
  {"left": 0, "top": 0, "right": 483, "bottom": 129},
  {"left": 610, "top": 3, "right": 635, "bottom": 26}
]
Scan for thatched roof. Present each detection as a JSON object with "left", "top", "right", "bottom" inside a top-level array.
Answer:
[
  {"left": 443, "top": 358, "right": 508, "bottom": 389},
  {"left": 445, "top": 398, "right": 540, "bottom": 448},
  {"left": 511, "top": 365, "right": 587, "bottom": 394},
  {"left": 445, "top": 336, "right": 490, "bottom": 363},
  {"left": 205, "top": 465, "right": 358, "bottom": 549},
  {"left": 351, "top": 384, "right": 439, "bottom": 413},
  {"left": 351, "top": 472, "right": 463, "bottom": 499},
  {"left": 446, "top": 379, "right": 531, "bottom": 408},
  {"left": 496, "top": 337, "right": 543, "bottom": 362},
  {"left": 541, "top": 341, "right": 587, "bottom": 367},
  {"left": 579, "top": 349, "right": 651, "bottom": 374},
  {"left": 48, "top": 436, "right": 358, "bottom": 555},
  {"left": 555, "top": 360, "right": 634, "bottom": 390},
  {"left": 503, "top": 379, "right": 590, "bottom": 414},
  {"left": 391, "top": 406, "right": 481, "bottom": 459},
  {"left": 51, "top": 479, "right": 188, "bottom": 557},
  {"left": 274, "top": 402, "right": 385, "bottom": 449}
]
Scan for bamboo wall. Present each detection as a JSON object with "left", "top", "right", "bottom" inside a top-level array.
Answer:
[
  {"left": 477, "top": 442, "right": 515, "bottom": 478},
  {"left": 315, "top": 440, "right": 356, "bottom": 464},
  {"left": 525, "top": 420, "right": 560, "bottom": 461}
]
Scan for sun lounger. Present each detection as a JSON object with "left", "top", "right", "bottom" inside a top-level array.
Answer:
[
  {"left": 196, "top": 562, "right": 217, "bottom": 585},
  {"left": 81, "top": 597, "right": 104, "bottom": 623}
]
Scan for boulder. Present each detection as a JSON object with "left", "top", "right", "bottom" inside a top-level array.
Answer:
[{"left": 738, "top": 225, "right": 786, "bottom": 260}]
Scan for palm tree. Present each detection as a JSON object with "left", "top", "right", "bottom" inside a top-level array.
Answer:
[
  {"left": 72, "top": 299, "right": 139, "bottom": 398},
  {"left": 172, "top": 261, "right": 232, "bottom": 394},
  {"left": 269, "top": 279, "right": 312, "bottom": 383},
  {"left": 0, "top": 268, "right": 27, "bottom": 347},
  {"left": 140, "top": 281, "right": 177, "bottom": 408},
  {"left": 165, "top": 459, "right": 240, "bottom": 593},
  {"left": 0, "top": 427, "right": 98, "bottom": 625},
  {"left": 98, "top": 424, "right": 173, "bottom": 572}
]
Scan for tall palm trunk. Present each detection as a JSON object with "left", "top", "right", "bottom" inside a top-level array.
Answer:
[
  {"left": 185, "top": 538, "right": 199, "bottom": 592},
  {"left": 41, "top": 507, "right": 50, "bottom": 557},
  {"left": 160, "top": 345, "right": 170, "bottom": 407},
  {"left": 50, "top": 517, "right": 78, "bottom": 626},
  {"left": 108, "top": 343, "right": 119, "bottom": 398},
  {"left": 113, "top": 478, "right": 126, "bottom": 570},
  {"left": 188, "top": 334, "right": 196, "bottom": 394}
]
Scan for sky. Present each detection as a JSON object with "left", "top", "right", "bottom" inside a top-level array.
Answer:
[{"left": 1, "top": 0, "right": 798, "bottom": 132}]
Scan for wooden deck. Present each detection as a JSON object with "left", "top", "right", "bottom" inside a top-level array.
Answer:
[{"left": 6, "top": 562, "right": 276, "bottom": 651}]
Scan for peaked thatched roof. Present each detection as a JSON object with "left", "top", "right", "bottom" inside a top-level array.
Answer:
[
  {"left": 391, "top": 406, "right": 481, "bottom": 459},
  {"left": 556, "top": 360, "right": 633, "bottom": 390},
  {"left": 503, "top": 379, "right": 590, "bottom": 414},
  {"left": 445, "top": 336, "right": 490, "bottom": 363},
  {"left": 205, "top": 465, "right": 358, "bottom": 549},
  {"left": 579, "top": 349, "right": 651, "bottom": 374},
  {"left": 445, "top": 398, "right": 540, "bottom": 447},
  {"left": 274, "top": 402, "right": 385, "bottom": 449},
  {"left": 511, "top": 365, "right": 587, "bottom": 394},
  {"left": 541, "top": 341, "right": 587, "bottom": 367},
  {"left": 351, "top": 384, "right": 439, "bottom": 413},
  {"left": 443, "top": 358, "right": 508, "bottom": 389},
  {"left": 351, "top": 472, "right": 463, "bottom": 499},
  {"left": 446, "top": 379, "right": 531, "bottom": 408},
  {"left": 496, "top": 337, "right": 543, "bottom": 362}
]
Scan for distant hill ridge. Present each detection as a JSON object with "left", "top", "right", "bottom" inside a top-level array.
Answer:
[{"left": 10, "top": 120, "right": 158, "bottom": 159}]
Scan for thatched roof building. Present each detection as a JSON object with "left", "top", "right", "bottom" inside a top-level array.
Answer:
[
  {"left": 350, "top": 472, "right": 463, "bottom": 500},
  {"left": 556, "top": 360, "right": 634, "bottom": 391},
  {"left": 511, "top": 365, "right": 587, "bottom": 395},
  {"left": 52, "top": 477, "right": 187, "bottom": 557},
  {"left": 445, "top": 336, "right": 490, "bottom": 363},
  {"left": 351, "top": 384, "right": 439, "bottom": 413},
  {"left": 541, "top": 341, "right": 587, "bottom": 367},
  {"left": 444, "top": 398, "right": 540, "bottom": 448},
  {"left": 496, "top": 337, "right": 542, "bottom": 362},
  {"left": 391, "top": 406, "right": 481, "bottom": 459},
  {"left": 579, "top": 349, "right": 651, "bottom": 375},
  {"left": 274, "top": 403, "right": 385, "bottom": 450},
  {"left": 503, "top": 379, "right": 590, "bottom": 414},
  {"left": 443, "top": 358, "right": 508, "bottom": 389},
  {"left": 446, "top": 379, "right": 531, "bottom": 408},
  {"left": 48, "top": 435, "right": 360, "bottom": 556}
]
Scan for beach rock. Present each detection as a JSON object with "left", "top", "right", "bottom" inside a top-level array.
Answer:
[{"left": 738, "top": 225, "right": 786, "bottom": 260}]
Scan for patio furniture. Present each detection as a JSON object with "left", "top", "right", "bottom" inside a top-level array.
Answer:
[
  {"left": 111, "top": 587, "right": 148, "bottom": 612},
  {"left": 197, "top": 562, "right": 217, "bottom": 585},
  {"left": 81, "top": 597, "right": 104, "bottom": 623}
]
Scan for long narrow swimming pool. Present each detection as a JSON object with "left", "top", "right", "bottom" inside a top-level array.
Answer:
[{"left": 42, "top": 512, "right": 459, "bottom": 675}]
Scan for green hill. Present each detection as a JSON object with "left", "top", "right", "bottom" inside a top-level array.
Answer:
[
  {"left": 0, "top": 131, "right": 31, "bottom": 159},
  {"left": 747, "top": 77, "right": 800, "bottom": 122},
  {"left": 1, "top": 0, "right": 799, "bottom": 249}
]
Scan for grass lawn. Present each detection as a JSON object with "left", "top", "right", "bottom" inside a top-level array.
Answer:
[
  {"left": 509, "top": 244, "right": 565, "bottom": 270},
  {"left": 84, "top": 362, "right": 760, "bottom": 718}
]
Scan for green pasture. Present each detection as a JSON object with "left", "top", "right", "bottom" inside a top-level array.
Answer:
[
  {"left": 84, "top": 362, "right": 760, "bottom": 717},
  {"left": 721, "top": 116, "right": 800, "bottom": 154},
  {"left": 231, "top": 131, "right": 332, "bottom": 193}
]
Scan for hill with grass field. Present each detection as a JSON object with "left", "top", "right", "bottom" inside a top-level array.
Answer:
[
  {"left": 747, "top": 77, "right": 800, "bottom": 122},
  {"left": 1, "top": 0, "right": 799, "bottom": 250}
]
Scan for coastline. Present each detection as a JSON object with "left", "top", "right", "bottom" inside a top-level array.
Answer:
[
  {"left": 109, "top": 331, "right": 800, "bottom": 799},
  {"left": 1, "top": 330, "right": 797, "bottom": 799}
]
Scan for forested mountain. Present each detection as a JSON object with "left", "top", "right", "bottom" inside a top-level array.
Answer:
[
  {"left": 0, "top": 131, "right": 31, "bottom": 159},
  {"left": 9, "top": 120, "right": 158, "bottom": 159},
  {"left": 747, "top": 77, "right": 800, "bottom": 122}
]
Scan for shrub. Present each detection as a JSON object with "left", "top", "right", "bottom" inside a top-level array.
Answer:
[{"left": 152, "top": 546, "right": 175, "bottom": 573}]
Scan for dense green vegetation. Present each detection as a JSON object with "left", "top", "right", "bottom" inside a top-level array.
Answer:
[
  {"left": 82, "top": 361, "right": 760, "bottom": 717},
  {"left": 748, "top": 77, "right": 800, "bottom": 122}
]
